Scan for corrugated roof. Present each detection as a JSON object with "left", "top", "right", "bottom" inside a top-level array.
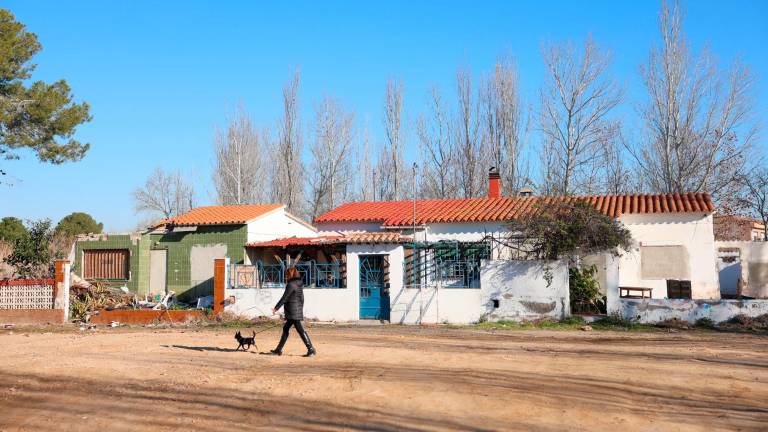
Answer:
[
  {"left": 246, "top": 232, "right": 411, "bottom": 248},
  {"left": 167, "top": 204, "right": 283, "bottom": 226},
  {"left": 314, "top": 193, "right": 715, "bottom": 226}
]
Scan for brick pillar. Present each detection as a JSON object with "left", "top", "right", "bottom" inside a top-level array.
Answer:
[
  {"left": 54, "top": 259, "right": 70, "bottom": 322},
  {"left": 213, "top": 258, "right": 228, "bottom": 315}
]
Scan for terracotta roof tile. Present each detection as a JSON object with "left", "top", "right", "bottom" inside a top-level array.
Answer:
[
  {"left": 167, "top": 204, "right": 283, "bottom": 226},
  {"left": 246, "top": 232, "right": 411, "bottom": 248},
  {"left": 314, "top": 193, "right": 715, "bottom": 226}
]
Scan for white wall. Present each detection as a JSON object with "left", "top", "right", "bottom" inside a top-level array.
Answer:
[
  {"left": 715, "top": 241, "right": 768, "bottom": 298},
  {"left": 390, "top": 287, "right": 483, "bottom": 324},
  {"left": 616, "top": 213, "right": 718, "bottom": 299},
  {"left": 246, "top": 208, "right": 318, "bottom": 244},
  {"left": 226, "top": 286, "right": 358, "bottom": 321},
  {"left": 479, "top": 260, "right": 570, "bottom": 322},
  {"left": 227, "top": 255, "right": 575, "bottom": 325},
  {"left": 619, "top": 298, "right": 768, "bottom": 324},
  {"left": 424, "top": 222, "right": 506, "bottom": 241}
]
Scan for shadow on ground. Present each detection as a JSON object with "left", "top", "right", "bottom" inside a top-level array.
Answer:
[{"left": 0, "top": 370, "right": 516, "bottom": 432}]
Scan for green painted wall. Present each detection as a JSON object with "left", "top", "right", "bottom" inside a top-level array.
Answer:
[
  {"left": 149, "top": 225, "right": 246, "bottom": 301},
  {"left": 74, "top": 225, "right": 246, "bottom": 301},
  {"left": 73, "top": 234, "right": 148, "bottom": 293}
]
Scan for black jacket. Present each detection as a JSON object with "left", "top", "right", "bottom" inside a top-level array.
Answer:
[{"left": 275, "top": 279, "right": 304, "bottom": 320}]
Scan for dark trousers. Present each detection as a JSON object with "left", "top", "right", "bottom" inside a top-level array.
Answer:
[{"left": 275, "top": 319, "right": 313, "bottom": 351}]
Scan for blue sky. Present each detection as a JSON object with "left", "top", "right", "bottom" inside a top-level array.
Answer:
[{"left": 1, "top": 0, "right": 766, "bottom": 231}]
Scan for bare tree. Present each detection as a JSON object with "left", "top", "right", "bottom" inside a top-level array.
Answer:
[
  {"left": 307, "top": 96, "right": 355, "bottom": 219},
  {"left": 602, "top": 129, "right": 632, "bottom": 195},
  {"left": 133, "top": 167, "right": 195, "bottom": 220},
  {"left": 270, "top": 71, "right": 305, "bottom": 213},
  {"left": 417, "top": 87, "right": 456, "bottom": 199},
  {"left": 630, "top": 1, "right": 758, "bottom": 200},
  {"left": 213, "top": 106, "right": 267, "bottom": 205},
  {"left": 355, "top": 126, "right": 376, "bottom": 201},
  {"left": 738, "top": 168, "right": 768, "bottom": 241},
  {"left": 481, "top": 57, "right": 527, "bottom": 195},
  {"left": 377, "top": 79, "right": 405, "bottom": 201},
  {"left": 539, "top": 37, "right": 622, "bottom": 195},
  {"left": 455, "top": 67, "right": 485, "bottom": 198}
]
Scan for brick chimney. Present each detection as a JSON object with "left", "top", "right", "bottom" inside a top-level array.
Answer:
[{"left": 488, "top": 167, "right": 501, "bottom": 199}]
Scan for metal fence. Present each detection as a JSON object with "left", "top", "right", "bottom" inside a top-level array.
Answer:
[
  {"left": 229, "top": 261, "right": 344, "bottom": 289},
  {"left": 405, "top": 258, "right": 482, "bottom": 289},
  {"left": 435, "top": 260, "right": 482, "bottom": 288},
  {"left": 404, "top": 241, "right": 489, "bottom": 289},
  {"left": 0, "top": 279, "right": 55, "bottom": 309}
]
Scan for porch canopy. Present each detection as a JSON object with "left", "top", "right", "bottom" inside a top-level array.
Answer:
[{"left": 240, "top": 232, "right": 412, "bottom": 289}]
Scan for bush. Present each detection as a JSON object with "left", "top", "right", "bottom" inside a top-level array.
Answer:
[
  {"left": 560, "top": 316, "right": 586, "bottom": 325},
  {"left": 507, "top": 200, "right": 632, "bottom": 261},
  {"left": 569, "top": 265, "right": 606, "bottom": 314},
  {"left": 596, "top": 312, "right": 633, "bottom": 327},
  {"left": 694, "top": 317, "right": 716, "bottom": 329},
  {"left": 4, "top": 219, "right": 58, "bottom": 278}
]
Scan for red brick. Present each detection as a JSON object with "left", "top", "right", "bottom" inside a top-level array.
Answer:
[
  {"left": 89, "top": 309, "right": 205, "bottom": 325},
  {"left": 0, "top": 309, "right": 64, "bottom": 325}
]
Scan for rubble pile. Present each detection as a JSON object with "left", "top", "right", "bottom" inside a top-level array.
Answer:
[
  {"left": 70, "top": 281, "right": 137, "bottom": 322},
  {"left": 720, "top": 313, "right": 768, "bottom": 331}
]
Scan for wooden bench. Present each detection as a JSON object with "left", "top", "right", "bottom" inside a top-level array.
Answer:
[{"left": 619, "top": 286, "right": 653, "bottom": 299}]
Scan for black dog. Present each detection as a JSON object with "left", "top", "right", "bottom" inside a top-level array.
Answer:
[{"left": 234, "top": 330, "right": 257, "bottom": 351}]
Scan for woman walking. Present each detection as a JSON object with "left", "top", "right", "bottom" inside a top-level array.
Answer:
[{"left": 270, "top": 267, "right": 316, "bottom": 357}]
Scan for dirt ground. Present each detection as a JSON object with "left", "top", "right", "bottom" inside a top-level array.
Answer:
[{"left": 0, "top": 324, "right": 767, "bottom": 431}]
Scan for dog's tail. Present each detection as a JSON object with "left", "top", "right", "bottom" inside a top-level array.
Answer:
[{"left": 252, "top": 331, "right": 255, "bottom": 338}]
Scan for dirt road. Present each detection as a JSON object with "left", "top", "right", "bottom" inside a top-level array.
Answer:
[{"left": 0, "top": 324, "right": 766, "bottom": 431}]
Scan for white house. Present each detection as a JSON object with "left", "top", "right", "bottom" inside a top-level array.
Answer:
[{"left": 227, "top": 171, "right": 718, "bottom": 324}]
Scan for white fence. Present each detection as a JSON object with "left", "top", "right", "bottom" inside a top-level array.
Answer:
[{"left": 0, "top": 279, "right": 55, "bottom": 309}]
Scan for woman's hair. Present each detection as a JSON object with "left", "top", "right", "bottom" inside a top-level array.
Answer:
[{"left": 284, "top": 267, "right": 301, "bottom": 281}]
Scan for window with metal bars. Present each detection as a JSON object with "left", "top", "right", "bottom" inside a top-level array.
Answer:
[{"left": 404, "top": 241, "right": 490, "bottom": 289}]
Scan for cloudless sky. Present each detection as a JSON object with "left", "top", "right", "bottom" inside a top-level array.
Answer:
[{"left": 1, "top": 0, "right": 767, "bottom": 231}]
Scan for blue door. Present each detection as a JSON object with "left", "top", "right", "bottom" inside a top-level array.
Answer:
[{"left": 359, "top": 255, "right": 390, "bottom": 320}]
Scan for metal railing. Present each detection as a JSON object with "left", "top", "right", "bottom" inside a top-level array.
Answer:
[
  {"left": 259, "top": 263, "right": 285, "bottom": 288},
  {"left": 315, "top": 263, "right": 342, "bottom": 288},
  {"left": 435, "top": 260, "right": 481, "bottom": 288},
  {"left": 229, "top": 261, "right": 344, "bottom": 289},
  {"left": 230, "top": 264, "right": 260, "bottom": 289},
  {"left": 404, "top": 256, "right": 482, "bottom": 289}
]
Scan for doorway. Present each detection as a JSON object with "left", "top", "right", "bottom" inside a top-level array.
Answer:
[
  {"left": 717, "top": 248, "right": 741, "bottom": 298},
  {"left": 149, "top": 249, "right": 167, "bottom": 295},
  {"left": 359, "top": 255, "right": 390, "bottom": 320}
]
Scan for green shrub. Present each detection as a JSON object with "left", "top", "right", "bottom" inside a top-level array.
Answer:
[
  {"left": 569, "top": 265, "right": 606, "bottom": 314},
  {"left": 560, "top": 316, "right": 586, "bottom": 325},
  {"left": 596, "top": 312, "right": 633, "bottom": 327},
  {"left": 695, "top": 317, "right": 716, "bottom": 329}
]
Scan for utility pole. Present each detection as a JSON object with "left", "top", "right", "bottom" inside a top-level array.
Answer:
[
  {"left": 412, "top": 162, "right": 422, "bottom": 323},
  {"left": 372, "top": 168, "right": 376, "bottom": 202}
]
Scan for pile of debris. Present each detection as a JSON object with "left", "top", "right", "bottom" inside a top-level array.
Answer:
[
  {"left": 69, "top": 273, "right": 187, "bottom": 322},
  {"left": 70, "top": 277, "right": 138, "bottom": 322},
  {"left": 719, "top": 314, "right": 768, "bottom": 331}
]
